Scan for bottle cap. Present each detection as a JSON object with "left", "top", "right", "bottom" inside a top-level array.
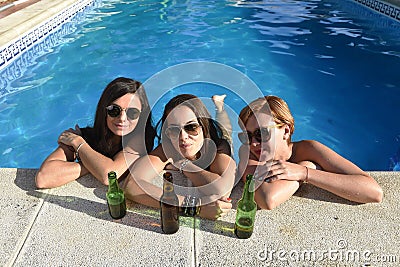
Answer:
[{"left": 163, "top": 171, "right": 173, "bottom": 183}]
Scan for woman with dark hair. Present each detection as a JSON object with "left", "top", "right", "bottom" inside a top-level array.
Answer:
[
  {"left": 35, "top": 77, "right": 156, "bottom": 188},
  {"left": 124, "top": 94, "right": 236, "bottom": 220}
]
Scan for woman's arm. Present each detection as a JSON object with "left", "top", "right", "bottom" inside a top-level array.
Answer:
[
  {"left": 75, "top": 139, "right": 141, "bottom": 185},
  {"left": 61, "top": 127, "right": 145, "bottom": 184},
  {"left": 237, "top": 145, "right": 300, "bottom": 210},
  {"left": 298, "top": 140, "right": 383, "bottom": 203},
  {"left": 35, "top": 144, "right": 89, "bottom": 189},
  {"left": 36, "top": 127, "right": 142, "bottom": 188},
  {"left": 181, "top": 148, "right": 236, "bottom": 200},
  {"left": 266, "top": 140, "right": 383, "bottom": 203},
  {"left": 123, "top": 146, "right": 171, "bottom": 207}
]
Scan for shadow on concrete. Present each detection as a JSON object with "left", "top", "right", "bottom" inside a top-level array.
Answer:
[
  {"left": 25, "top": 190, "right": 165, "bottom": 234},
  {"left": 196, "top": 218, "right": 236, "bottom": 238},
  {"left": 232, "top": 179, "right": 360, "bottom": 206},
  {"left": 294, "top": 183, "right": 361, "bottom": 206},
  {"left": 14, "top": 168, "right": 38, "bottom": 192},
  {"left": 12, "top": 169, "right": 162, "bottom": 233}
]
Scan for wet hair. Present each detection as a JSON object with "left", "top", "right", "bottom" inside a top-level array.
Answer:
[
  {"left": 238, "top": 95, "right": 295, "bottom": 143},
  {"left": 156, "top": 94, "right": 229, "bottom": 155},
  {"left": 82, "top": 77, "right": 156, "bottom": 157}
]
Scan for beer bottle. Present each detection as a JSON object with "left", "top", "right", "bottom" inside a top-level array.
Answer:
[
  {"left": 234, "top": 174, "right": 257, "bottom": 239},
  {"left": 160, "top": 172, "right": 179, "bottom": 234},
  {"left": 106, "top": 171, "right": 126, "bottom": 219}
]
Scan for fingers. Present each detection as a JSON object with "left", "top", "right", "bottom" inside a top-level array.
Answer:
[
  {"left": 263, "top": 160, "right": 305, "bottom": 182},
  {"left": 75, "top": 124, "right": 82, "bottom": 134},
  {"left": 219, "top": 196, "right": 232, "bottom": 203},
  {"left": 216, "top": 199, "right": 232, "bottom": 217},
  {"left": 254, "top": 160, "right": 278, "bottom": 180},
  {"left": 255, "top": 160, "right": 287, "bottom": 182}
]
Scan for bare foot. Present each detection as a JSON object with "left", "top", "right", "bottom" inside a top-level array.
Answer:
[{"left": 212, "top": 94, "right": 226, "bottom": 112}]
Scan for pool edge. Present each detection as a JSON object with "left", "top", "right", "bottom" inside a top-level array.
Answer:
[{"left": 0, "top": 0, "right": 94, "bottom": 69}]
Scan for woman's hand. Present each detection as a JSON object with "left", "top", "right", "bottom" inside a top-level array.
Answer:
[
  {"left": 255, "top": 160, "right": 307, "bottom": 183},
  {"left": 58, "top": 124, "right": 84, "bottom": 149},
  {"left": 199, "top": 196, "right": 232, "bottom": 220}
]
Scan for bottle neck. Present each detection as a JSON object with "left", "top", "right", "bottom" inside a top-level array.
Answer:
[
  {"left": 163, "top": 181, "right": 175, "bottom": 195},
  {"left": 243, "top": 177, "right": 255, "bottom": 201},
  {"left": 108, "top": 177, "right": 119, "bottom": 191}
]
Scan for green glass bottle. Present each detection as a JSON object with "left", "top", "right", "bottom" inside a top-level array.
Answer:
[
  {"left": 160, "top": 172, "right": 179, "bottom": 234},
  {"left": 234, "top": 174, "right": 257, "bottom": 239},
  {"left": 106, "top": 171, "right": 126, "bottom": 219}
]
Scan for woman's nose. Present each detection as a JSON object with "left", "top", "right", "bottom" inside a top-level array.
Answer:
[
  {"left": 118, "top": 110, "right": 127, "bottom": 121},
  {"left": 179, "top": 128, "right": 189, "bottom": 139},
  {"left": 250, "top": 136, "right": 260, "bottom": 145}
]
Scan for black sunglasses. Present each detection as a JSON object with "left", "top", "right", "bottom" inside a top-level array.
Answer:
[
  {"left": 238, "top": 124, "right": 284, "bottom": 145},
  {"left": 165, "top": 122, "right": 202, "bottom": 139},
  {"left": 106, "top": 104, "right": 141, "bottom": 120}
]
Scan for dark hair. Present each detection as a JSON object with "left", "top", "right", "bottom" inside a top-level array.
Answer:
[
  {"left": 82, "top": 77, "right": 156, "bottom": 157},
  {"left": 156, "top": 94, "right": 229, "bottom": 155}
]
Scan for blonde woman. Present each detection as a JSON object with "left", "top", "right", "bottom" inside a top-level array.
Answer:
[{"left": 237, "top": 96, "right": 383, "bottom": 210}]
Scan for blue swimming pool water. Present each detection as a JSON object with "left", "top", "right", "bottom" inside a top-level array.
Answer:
[{"left": 0, "top": 0, "right": 399, "bottom": 170}]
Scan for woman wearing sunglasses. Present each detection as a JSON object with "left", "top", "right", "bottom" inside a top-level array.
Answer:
[
  {"left": 237, "top": 96, "right": 383, "bottom": 210},
  {"left": 124, "top": 94, "right": 236, "bottom": 220},
  {"left": 35, "top": 77, "right": 156, "bottom": 188}
]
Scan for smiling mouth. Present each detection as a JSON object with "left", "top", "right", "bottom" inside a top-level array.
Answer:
[
  {"left": 252, "top": 148, "right": 261, "bottom": 154},
  {"left": 180, "top": 143, "right": 192, "bottom": 149},
  {"left": 115, "top": 124, "right": 128, "bottom": 128}
]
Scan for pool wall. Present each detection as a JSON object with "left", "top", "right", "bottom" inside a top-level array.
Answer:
[
  {"left": 354, "top": 0, "right": 400, "bottom": 21},
  {"left": 0, "top": 0, "right": 94, "bottom": 70}
]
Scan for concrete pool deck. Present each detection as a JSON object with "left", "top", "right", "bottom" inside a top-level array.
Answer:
[{"left": 1, "top": 168, "right": 399, "bottom": 266}]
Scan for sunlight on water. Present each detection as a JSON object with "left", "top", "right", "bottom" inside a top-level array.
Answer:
[{"left": 0, "top": 0, "right": 399, "bottom": 170}]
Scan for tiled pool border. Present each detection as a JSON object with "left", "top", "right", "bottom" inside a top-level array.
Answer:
[
  {"left": 0, "top": 0, "right": 95, "bottom": 70},
  {"left": 354, "top": 0, "right": 400, "bottom": 21}
]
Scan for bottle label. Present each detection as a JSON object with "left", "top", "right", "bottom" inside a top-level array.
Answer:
[{"left": 234, "top": 216, "right": 254, "bottom": 239}]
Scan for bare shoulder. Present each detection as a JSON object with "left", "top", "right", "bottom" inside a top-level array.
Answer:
[
  {"left": 291, "top": 140, "right": 337, "bottom": 165},
  {"left": 294, "top": 139, "right": 323, "bottom": 149},
  {"left": 292, "top": 140, "right": 364, "bottom": 173},
  {"left": 292, "top": 140, "right": 330, "bottom": 156}
]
